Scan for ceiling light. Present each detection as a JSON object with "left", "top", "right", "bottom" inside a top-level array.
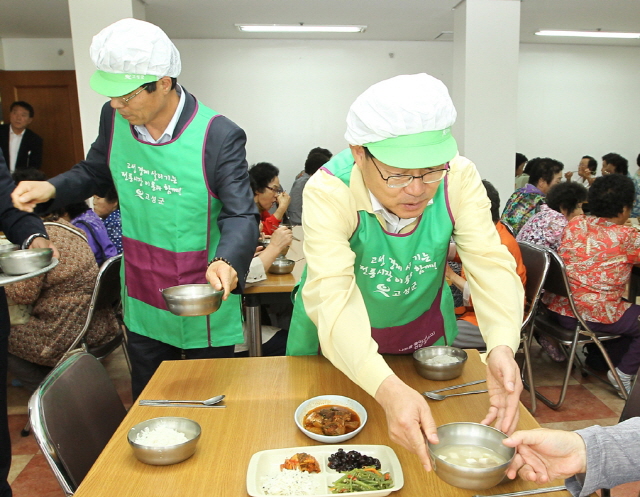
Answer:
[
  {"left": 236, "top": 24, "right": 366, "bottom": 34},
  {"left": 535, "top": 30, "right": 640, "bottom": 39}
]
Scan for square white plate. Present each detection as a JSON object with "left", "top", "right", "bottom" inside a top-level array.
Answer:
[{"left": 247, "top": 444, "right": 404, "bottom": 496}]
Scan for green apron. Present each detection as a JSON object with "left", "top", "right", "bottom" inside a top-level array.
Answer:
[
  {"left": 287, "top": 149, "right": 458, "bottom": 355},
  {"left": 109, "top": 102, "right": 243, "bottom": 349}
]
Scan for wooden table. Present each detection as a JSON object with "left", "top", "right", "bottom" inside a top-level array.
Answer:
[
  {"left": 74, "top": 351, "right": 568, "bottom": 497},
  {"left": 243, "top": 226, "right": 304, "bottom": 356}
]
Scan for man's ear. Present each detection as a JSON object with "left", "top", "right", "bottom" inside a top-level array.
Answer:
[{"left": 350, "top": 145, "right": 365, "bottom": 170}]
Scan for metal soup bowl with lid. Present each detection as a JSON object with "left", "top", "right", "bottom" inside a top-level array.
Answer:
[
  {"left": 413, "top": 346, "right": 467, "bottom": 380},
  {"left": 128, "top": 416, "right": 201, "bottom": 465},
  {"left": 0, "top": 248, "right": 53, "bottom": 275},
  {"left": 428, "top": 422, "right": 515, "bottom": 490},
  {"left": 162, "top": 284, "right": 223, "bottom": 316}
]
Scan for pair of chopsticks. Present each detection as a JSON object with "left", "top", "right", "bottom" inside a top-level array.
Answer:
[{"left": 473, "top": 486, "right": 567, "bottom": 497}]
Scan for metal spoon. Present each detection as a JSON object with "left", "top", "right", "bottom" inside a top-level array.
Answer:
[
  {"left": 423, "top": 389, "right": 488, "bottom": 401},
  {"left": 139, "top": 394, "right": 225, "bottom": 406},
  {"left": 425, "top": 379, "right": 486, "bottom": 394}
]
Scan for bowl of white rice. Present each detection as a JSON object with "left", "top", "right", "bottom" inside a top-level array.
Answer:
[
  {"left": 413, "top": 346, "right": 467, "bottom": 381},
  {"left": 127, "top": 417, "right": 201, "bottom": 465}
]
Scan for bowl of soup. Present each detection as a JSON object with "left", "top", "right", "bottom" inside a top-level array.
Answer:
[
  {"left": 428, "top": 422, "right": 515, "bottom": 490},
  {"left": 294, "top": 395, "right": 367, "bottom": 443}
]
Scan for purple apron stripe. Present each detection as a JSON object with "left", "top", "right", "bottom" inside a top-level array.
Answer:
[
  {"left": 122, "top": 236, "right": 208, "bottom": 310},
  {"left": 444, "top": 175, "right": 454, "bottom": 224},
  {"left": 320, "top": 166, "right": 334, "bottom": 176},
  {"left": 202, "top": 114, "right": 221, "bottom": 199},
  {"left": 371, "top": 287, "right": 445, "bottom": 354}
]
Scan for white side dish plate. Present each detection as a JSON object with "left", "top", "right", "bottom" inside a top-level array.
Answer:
[{"left": 247, "top": 444, "right": 404, "bottom": 497}]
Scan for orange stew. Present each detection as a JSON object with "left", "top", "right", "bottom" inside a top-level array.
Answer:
[{"left": 303, "top": 405, "right": 361, "bottom": 436}]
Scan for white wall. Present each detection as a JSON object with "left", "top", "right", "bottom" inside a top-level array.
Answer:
[
  {"left": 1, "top": 39, "right": 75, "bottom": 70},
  {"left": 517, "top": 43, "right": 640, "bottom": 173},
  {"left": 1, "top": 37, "right": 639, "bottom": 200},
  {"left": 176, "top": 39, "right": 453, "bottom": 190}
]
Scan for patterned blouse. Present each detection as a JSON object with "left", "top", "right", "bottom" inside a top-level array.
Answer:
[
  {"left": 501, "top": 184, "right": 546, "bottom": 235},
  {"left": 103, "top": 209, "right": 123, "bottom": 254},
  {"left": 545, "top": 215, "right": 640, "bottom": 324},
  {"left": 516, "top": 204, "right": 568, "bottom": 251},
  {"left": 631, "top": 170, "right": 640, "bottom": 218}
]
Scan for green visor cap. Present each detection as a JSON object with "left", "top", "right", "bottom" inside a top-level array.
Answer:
[
  {"left": 365, "top": 129, "right": 458, "bottom": 169},
  {"left": 90, "top": 70, "right": 159, "bottom": 97}
]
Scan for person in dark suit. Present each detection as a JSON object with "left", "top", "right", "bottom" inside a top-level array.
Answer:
[
  {"left": 0, "top": 101, "right": 43, "bottom": 172},
  {"left": 0, "top": 149, "right": 56, "bottom": 497}
]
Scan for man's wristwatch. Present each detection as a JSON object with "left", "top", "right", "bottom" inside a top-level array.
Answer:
[{"left": 22, "top": 233, "right": 49, "bottom": 250}]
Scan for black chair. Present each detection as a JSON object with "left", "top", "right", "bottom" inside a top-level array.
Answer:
[
  {"left": 28, "top": 351, "right": 127, "bottom": 495},
  {"left": 22, "top": 254, "right": 130, "bottom": 437},
  {"left": 500, "top": 220, "right": 516, "bottom": 237},
  {"left": 58, "top": 254, "right": 130, "bottom": 368},
  {"left": 526, "top": 248, "right": 628, "bottom": 409},
  {"left": 517, "top": 241, "right": 550, "bottom": 415}
]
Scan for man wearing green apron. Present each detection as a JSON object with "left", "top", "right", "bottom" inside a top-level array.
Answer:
[
  {"left": 11, "top": 19, "right": 259, "bottom": 399},
  {"left": 287, "top": 74, "right": 524, "bottom": 472}
]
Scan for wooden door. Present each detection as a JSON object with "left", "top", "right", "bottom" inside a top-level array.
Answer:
[{"left": 0, "top": 70, "right": 84, "bottom": 179}]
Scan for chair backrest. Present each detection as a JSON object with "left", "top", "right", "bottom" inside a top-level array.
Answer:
[
  {"left": 63, "top": 254, "right": 122, "bottom": 356},
  {"left": 517, "top": 241, "right": 549, "bottom": 328},
  {"left": 500, "top": 221, "right": 516, "bottom": 237},
  {"left": 28, "top": 351, "right": 126, "bottom": 494}
]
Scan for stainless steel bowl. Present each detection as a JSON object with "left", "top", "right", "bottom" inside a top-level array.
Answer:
[
  {"left": 0, "top": 248, "right": 53, "bottom": 275},
  {"left": 0, "top": 244, "right": 19, "bottom": 254},
  {"left": 413, "top": 346, "right": 467, "bottom": 381},
  {"left": 428, "top": 422, "right": 515, "bottom": 490},
  {"left": 268, "top": 257, "right": 295, "bottom": 274},
  {"left": 128, "top": 417, "right": 201, "bottom": 466},
  {"left": 162, "top": 284, "right": 223, "bottom": 316}
]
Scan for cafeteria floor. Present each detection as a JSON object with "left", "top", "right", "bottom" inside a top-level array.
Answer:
[{"left": 6, "top": 344, "right": 640, "bottom": 497}]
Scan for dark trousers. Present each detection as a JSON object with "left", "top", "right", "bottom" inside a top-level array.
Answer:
[
  {"left": 552, "top": 304, "right": 640, "bottom": 376},
  {"left": 126, "top": 330, "right": 235, "bottom": 401},
  {"left": 0, "top": 293, "right": 13, "bottom": 497}
]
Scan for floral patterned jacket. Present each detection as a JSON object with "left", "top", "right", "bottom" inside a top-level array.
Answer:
[
  {"left": 501, "top": 183, "right": 546, "bottom": 235},
  {"left": 516, "top": 204, "right": 568, "bottom": 251},
  {"left": 545, "top": 215, "right": 640, "bottom": 324}
]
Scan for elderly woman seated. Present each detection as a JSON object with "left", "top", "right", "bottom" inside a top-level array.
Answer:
[
  {"left": 544, "top": 174, "right": 640, "bottom": 396},
  {"left": 501, "top": 157, "right": 564, "bottom": 235},
  {"left": 67, "top": 201, "right": 117, "bottom": 266},
  {"left": 517, "top": 181, "right": 588, "bottom": 251},
  {"left": 93, "top": 186, "right": 122, "bottom": 254},
  {"left": 7, "top": 211, "right": 120, "bottom": 391},
  {"left": 249, "top": 162, "right": 291, "bottom": 235}
]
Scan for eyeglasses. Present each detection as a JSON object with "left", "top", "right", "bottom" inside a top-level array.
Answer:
[
  {"left": 119, "top": 85, "right": 148, "bottom": 104},
  {"left": 265, "top": 185, "right": 284, "bottom": 194},
  {"left": 370, "top": 155, "right": 449, "bottom": 188}
]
